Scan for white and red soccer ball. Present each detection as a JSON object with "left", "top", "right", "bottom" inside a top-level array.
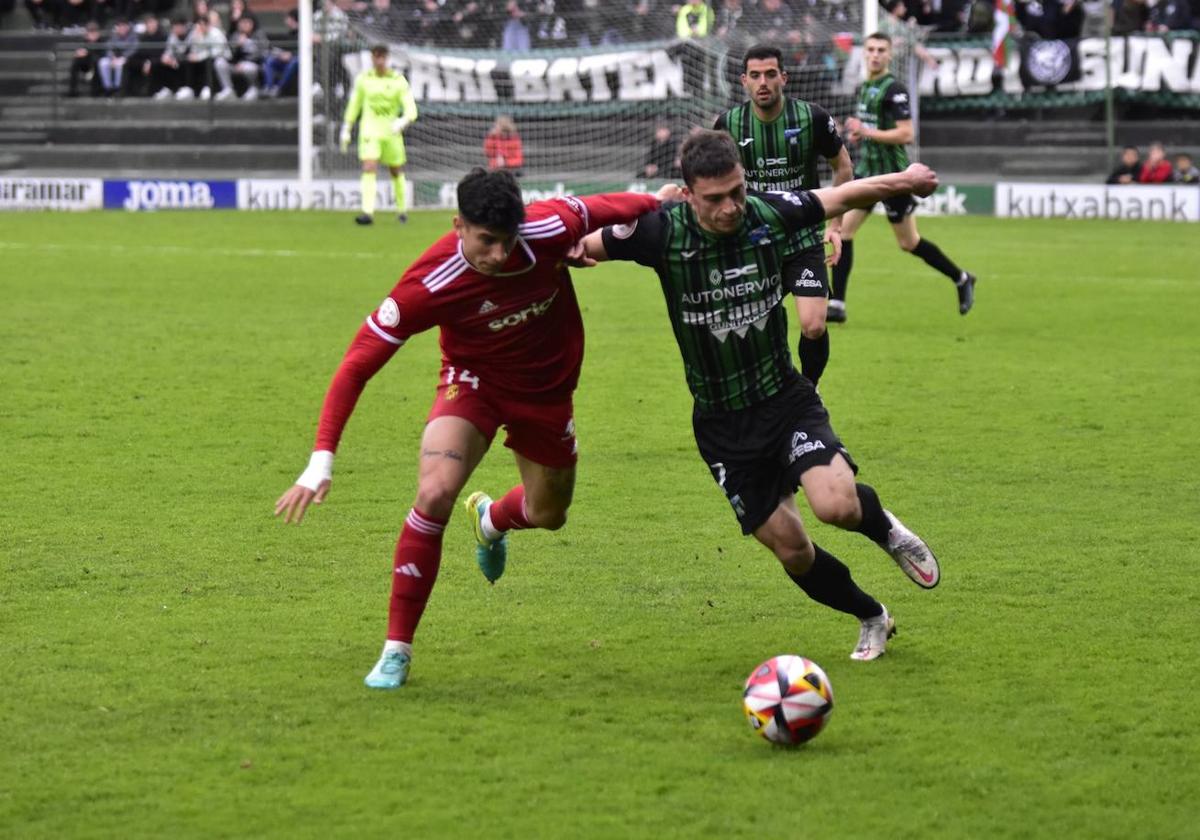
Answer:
[{"left": 742, "top": 655, "right": 834, "bottom": 746}]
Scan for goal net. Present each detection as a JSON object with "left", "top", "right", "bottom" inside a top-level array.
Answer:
[{"left": 306, "top": 2, "right": 921, "bottom": 207}]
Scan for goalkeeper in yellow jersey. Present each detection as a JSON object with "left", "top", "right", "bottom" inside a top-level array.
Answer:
[{"left": 340, "top": 44, "right": 418, "bottom": 225}]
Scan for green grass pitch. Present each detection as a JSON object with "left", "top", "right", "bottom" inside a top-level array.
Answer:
[{"left": 2, "top": 210, "right": 1197, "bottom": 838}]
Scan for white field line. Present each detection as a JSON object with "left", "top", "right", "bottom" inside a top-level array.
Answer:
[{"left": 0, "top": 241, "right": 383, "bottom": 261}]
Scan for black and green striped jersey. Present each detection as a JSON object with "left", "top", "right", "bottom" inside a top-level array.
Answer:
[
  {"left": 600, "top": 191, "right": 826, "bottom": 413},
  {"left": 853, "top": 74, "right": 911, "bottom": 177},
  {"left": 713, "top": 99, "right": 842, "bottom": 252}
]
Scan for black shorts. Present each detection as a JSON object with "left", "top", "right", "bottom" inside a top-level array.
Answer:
[
  {"left": 783, "top": 244, "right": 829, "bottom": 298},
  {"left": 692, "top": 374, "right": 858, "bottom": 536}
]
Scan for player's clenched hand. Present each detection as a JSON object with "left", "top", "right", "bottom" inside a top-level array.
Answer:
[
  {"left": 274, "top": 481, "right": 330, "bottom": 524},
  {"left": 564, "top": 240, "right": 597, "bottom": 269},
  {"left": 392, "top": 116, "right": 411, "bottom": 135},
  {"left": 824, "top": 228, "right": 843, "bottom": 266},
  {"left": 843, "top": 117, "right": 863, "bottom": 142},
  {"left": 655, "top": 183, "right": 685, "bottom": 203},
  {"left": 905, "top": 163, "right": 938, "bottom": 198}
]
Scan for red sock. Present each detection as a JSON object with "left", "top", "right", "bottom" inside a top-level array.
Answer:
[
  {"left": 489, "top": 485, "right": 532, "bottom": 532},
  {"left": 387, "top": 507, "right": 447, "bottom": 643}
]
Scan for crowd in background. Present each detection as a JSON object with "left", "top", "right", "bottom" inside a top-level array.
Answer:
[{"left": 1106, "top": 143, "right": 1200, "bottom": 183}]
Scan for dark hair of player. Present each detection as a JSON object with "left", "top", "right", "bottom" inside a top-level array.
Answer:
[
  {"left": 742, "top": 44, "right": 784, "bottom": 73},
  {"left": 370, "top": 43, "right": 390, "bottom": 56},
  {"left": 679, "top": 130, "right": 740, "bottom": 188},
  {"left": 864, "top": 32, "right": 892, "bottom": 44},
  {"left": 456, "top": 167, "right": 526, "bottom": 235}
]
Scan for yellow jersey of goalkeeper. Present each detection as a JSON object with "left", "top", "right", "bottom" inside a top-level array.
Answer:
[{"left": 343, "top": 68, "right": 418, "bottom": 139}]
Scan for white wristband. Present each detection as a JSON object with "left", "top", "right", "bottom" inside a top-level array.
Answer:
[{"left": 296, "top": 450, "right": 334, "bottom": 491}]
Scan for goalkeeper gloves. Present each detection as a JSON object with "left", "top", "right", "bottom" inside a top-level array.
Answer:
[
  {"left": 339, "top": 124, "right": 351, "bottom": 153},
  {"left": 391, "top": 116, "right": 411, "bottom": 135}
]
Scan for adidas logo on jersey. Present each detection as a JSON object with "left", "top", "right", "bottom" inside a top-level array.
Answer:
[
  {"left": 395, "top": 563, "right": 423, "bottom": 578},
  {"left": 478, "top": 300, "right": 498, "bottom": 314}
]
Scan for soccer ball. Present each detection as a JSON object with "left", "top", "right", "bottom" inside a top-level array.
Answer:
[{"left": 742, "top": 655, "right": 834, "bottom": 746}]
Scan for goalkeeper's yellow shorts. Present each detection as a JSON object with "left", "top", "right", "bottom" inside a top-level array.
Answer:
[{"left": 359, "top": 133, "right": 406, "bottom": 167}]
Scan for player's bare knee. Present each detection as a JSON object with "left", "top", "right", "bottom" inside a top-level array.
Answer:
[
  {"left": 810, "top": 493, "right": 859, "bottom": 528},
  {"left": 898, "top": 236, "right": 919, "bottom": 252},
  {"left": 800, "top": 319, "right": 826, "bottom": 339},
  {"left": 414, "top": 480, "right": 457, "bottom": 519},
  {"left": 526, "top": 502, "right": 568, "bottom": 531},
  {"left": 776, "top": 540, "right": 815, "bottom": 576}
]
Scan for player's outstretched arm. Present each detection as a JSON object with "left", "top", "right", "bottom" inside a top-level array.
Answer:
[
  {"left": 580, "top": 229, "right": 610, "bottom": 263},
  {"left": 812, "top": 163, "right": 937, "bottom": 219},
  {"left": 273, "top": 324, "right": 401, "bottom": 524}
]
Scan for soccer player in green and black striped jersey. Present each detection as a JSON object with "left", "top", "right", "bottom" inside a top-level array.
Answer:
[
  {"left": 579, "top": 131, "right": 944, "bottom": 661},
  {"left": 713, "top": 44, "right": 854, "bottom": 388},
  {"left": 834, "top": 32, "right": 976, "bottom": 322}
]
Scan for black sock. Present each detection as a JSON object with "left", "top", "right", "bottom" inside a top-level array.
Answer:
[
  {"left": 851, "top": 483, "right": 892, "bottom": 544},
  {"left": 786, "top": 545, "right": 882, "bottom": 620},
  {"left": 830, "top": 239, "right": 853, "bottom": 302},
  {"left": 910, "top": 238, "right": 962, "bottom": 283},
  {"left": 797, "top": 330, "right": 829, "bottom": 387}
]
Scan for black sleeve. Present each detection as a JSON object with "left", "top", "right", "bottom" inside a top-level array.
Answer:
[
  {"left": 809, "top": 103, "right": 844, "bottom": 160},
  {"left": 712, "top": 111, "right": 727, "bottom": 131},
  {"left": 882, "top": 82, "right": 912, "bottom": 121},
  {"left": 756, "top": 189, "right": 827, "bottom": 234},
  {"left": 600, "top": 208, "right": 668, "bottom": 268}
]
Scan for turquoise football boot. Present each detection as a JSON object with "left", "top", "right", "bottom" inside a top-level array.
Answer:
[
  {"left": 364, "top": 650, "right": 410, "bottom": 689},
  {"left": 464, "top": 491, "right": 507, "bottom": 584}
]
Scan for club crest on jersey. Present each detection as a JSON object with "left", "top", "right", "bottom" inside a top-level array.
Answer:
[
  {"left": 445, "top": 384, "right": 459, "bottom": 401},
  {"left": 748, "top": 224, "right": 772, "bottom": 245},
  {"left": 610, "top": 221, "right": 637, "bottom": 239},
  {"left": 784, "top": 128, "right": 802, "bottom": 146},
  {"left": 378, "top": 297, "right": 400, "bottom": 327}
]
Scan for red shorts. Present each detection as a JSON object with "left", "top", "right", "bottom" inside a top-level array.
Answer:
[{"left": 426, "top": 367, "right": 578, "bottom": 469}]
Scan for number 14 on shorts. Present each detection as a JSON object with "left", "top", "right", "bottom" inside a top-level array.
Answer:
[{"left": 447, "top": 367, "right": 480, "bottom": 389}]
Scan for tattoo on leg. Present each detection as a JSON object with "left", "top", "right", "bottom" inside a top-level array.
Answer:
[{"left": 422, "top": 448, "right": 464, "bottom": 462}]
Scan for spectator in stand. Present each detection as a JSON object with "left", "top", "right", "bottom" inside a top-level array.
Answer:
[
  {"left": 129, "top": 13, "right": 166, "bottom": 95},
  {"left": 229, "top": 13, "right": 269, "bottom": 99},
  {"left": 715, "top": 0, "right": 746, "bottom": 40},
  {"left": 578, "top": 0, "right": 622, "bottom": 47},
  {"left": 312, "top": 0, "right": 349, "bottom": 100},
  {"left": 1137, "top": 142, "right": 1173, "bottom": 183},
  {"left": 743, "top": 0, "right": 803, "bottom": 46},
  {"left": 1016, "top": 0, "right": 1084, "bottom": 39},
  {"left": 59, "top": 0, "right": 91, "bottom": 33},
  {"left": 356, "top": 0, "right": 401, "bottom": 35},
  {"left": 403, "top": 0, "right": 445, "bottom": 44},
  {"left": 225, "top": 0, "right": 246, "bottom": 33},
  {"left": 533, "top": 0, "right": 568, "bottom": 45},
  {"left": 97, "top": 17, "right": 139, "bottom": 96},
  {"left": 1174, "top": 153, "right": 1200, "bottom": 183},
  {"left": 639, "top": 122, "right": 680, "bottom": 180},
  {"left": 1112, "top": 0, "right": 1149, "bottom": 33},
  {"left": 153, "top": 16, "right": 190, "bottom": 98},
  {"left": 501, "top": 1, "right": 531, "bottom": 51},
  {"left": 628, "top": 0, "right": 665, "bottom": 42},
  {"left": 484, "top": 115, "right": 524, "bottom": 177},
  {"left": 1106, "top": 145, "right": 1141, "bottom": 184},
  {"left": 68, "top": 21, "right": 103, "bottom": 96},
  {"left": 25, "top": 0, "right": 55, "bottom": 29},
  {"left": 263, "top": 9, "right": 299, "bottom": 97},
  {"left": 449, "top": 0, "right": 486, "bottom": 47},
  {"left": 183, "top": 12, "right": 233, "bottom": 100},
  {"left": 1146, "top": 0, "right": 1191, "bottom": 30},
  {"left": 676, "top": 0, "right": 714, "bottom": 39}
]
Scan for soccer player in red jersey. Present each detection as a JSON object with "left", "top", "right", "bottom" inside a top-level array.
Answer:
[{"left": 274, "top": 168, "right": 669, "bottom": 689}]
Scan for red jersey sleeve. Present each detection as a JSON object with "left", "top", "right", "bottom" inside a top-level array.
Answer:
[
  {"left": 313, "top": 324, "right": 400, "bottom": 452},
  {"left": 534, "top": 193, "right": 661, "bottom": 244}
]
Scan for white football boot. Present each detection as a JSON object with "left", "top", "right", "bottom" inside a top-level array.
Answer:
[
  {"left": 879, "top": 510, "right": 940, "bottom": 589},
  {"left": 851, "top": 605, "right": 896, "bottom": 661}
]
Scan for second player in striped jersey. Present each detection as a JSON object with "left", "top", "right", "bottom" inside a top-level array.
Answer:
[
  {"left": 580, "top": 132, "right": 944, "bottom": 662},
  {"left": 714, "top": 44, "right": 854, "bottom": 388}
]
